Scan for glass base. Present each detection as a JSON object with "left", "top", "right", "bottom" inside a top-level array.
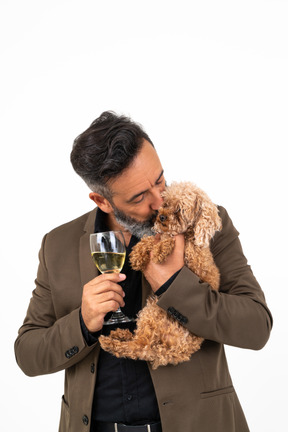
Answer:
[{"left": 103, "top": 309, "right": 135, "bottom": 325}]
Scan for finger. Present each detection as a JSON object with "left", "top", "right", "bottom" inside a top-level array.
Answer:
[
  {"left": 97, "top": 281, "right": 126, "bottom": 297},
  {"left": 97, "top": 290, "right": 126, "bottom": 308},
  {"left": 154, "top": 233, "right": 161, "bottom": 242},
  {"left": 95, "top": 299, "right": 124, "bottom": 317},
  {"left": 174, "top": 233, "right": 185, "bottom": 247},
  {"left": 84, "top": 280, "right": 126, "bottom": 297},
  {"left": 89, "top": 272, "right": 126, "bottom": 285}
]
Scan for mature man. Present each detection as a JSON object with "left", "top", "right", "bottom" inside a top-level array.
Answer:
[{"left": 15, "top": 111, "right": 272, "bottom": 432}]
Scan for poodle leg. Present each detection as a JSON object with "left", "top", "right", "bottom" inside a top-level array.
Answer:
[
  {"left": 151, "top": 237, "right": 175, "bottom": 264},
  {"left": 99, "top": 323, "right": 157, "bottom": 363},
  {"left": 99, "top": 296, "right": 204, "bottom": 369},
  {"left": 185, "top": 243, "right": 220, "bottom": 290},
  {"left": 99, "top": 298, "right": 163, "bottom": 363},
  {"left": 135, "top": 298, "right": 204, "bottom": 369},
  {"left": 129, "top": 236, "right": 155, "bottom": 271},
  {"left": 99, "top": 329, "right": 153, "bottom": 361}
]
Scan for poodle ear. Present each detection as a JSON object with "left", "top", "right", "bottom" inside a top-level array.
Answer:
[
  {"left": 193, "top": 199, "right": 222, "bottom": 247},
  {"left": 179, "top": 193, "right": 199, "bottom": 225},
  {"left": 174, "top": 206, "right": 181, "bottom": 214}
]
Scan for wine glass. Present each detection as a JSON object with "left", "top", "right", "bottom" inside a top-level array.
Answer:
[{"left": 90, "top": 231, "right": 133, "bottom": 325}]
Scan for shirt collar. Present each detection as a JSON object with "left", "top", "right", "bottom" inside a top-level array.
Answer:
[{"left": 94, "top": 207, "right": 110, "bottom": 233}]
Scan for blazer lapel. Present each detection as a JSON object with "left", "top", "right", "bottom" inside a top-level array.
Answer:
[
  {"left": 141, "top": 274, "right": 152, "bottom": 307},
  {"left": 79, "top": 208, "right": 98, "bottom": 288}
]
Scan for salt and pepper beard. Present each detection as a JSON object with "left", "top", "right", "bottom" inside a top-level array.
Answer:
[{"left": 112, "top": 205, "right": 157, "bottom": 239}]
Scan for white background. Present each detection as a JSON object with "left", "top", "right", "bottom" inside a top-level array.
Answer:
[{"left": 1, "top": 1, "right": 287, "bottom": 430}]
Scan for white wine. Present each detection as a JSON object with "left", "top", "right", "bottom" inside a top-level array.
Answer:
[
  {"left": 92, "top": 251, "right": 126, "bottom": 274},
  {"left": 90, "top": 231, "right": 133, "bottom": 325}
]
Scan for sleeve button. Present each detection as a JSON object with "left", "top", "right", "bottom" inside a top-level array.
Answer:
[{"left": 65, "top": 346, "right": 79, "bottom": 359}]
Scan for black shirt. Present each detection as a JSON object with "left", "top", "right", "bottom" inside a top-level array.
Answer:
[{"left": 80, "top": 209, "right": 161, "bottom": 426}]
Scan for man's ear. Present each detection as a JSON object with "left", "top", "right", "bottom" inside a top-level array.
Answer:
[{"left": 89, "top": 192, "right": 113, "bottom": 213}]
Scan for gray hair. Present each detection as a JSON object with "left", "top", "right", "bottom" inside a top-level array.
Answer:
[{"left": 71, "top": 111, "right": 154, "bottom": 199}]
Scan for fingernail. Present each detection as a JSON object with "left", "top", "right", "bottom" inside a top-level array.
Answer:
[{"left": 119, "top": 273, "right": 126, "bottom": 280}]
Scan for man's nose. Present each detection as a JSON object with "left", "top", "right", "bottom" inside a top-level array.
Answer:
[{"left": 150, "top": 189, "right": 163, "bottom": 210}]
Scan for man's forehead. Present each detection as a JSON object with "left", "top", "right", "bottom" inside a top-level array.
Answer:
[
  {"left": 109, "top": 140, "right": 163, "bottom": 198},
  {"left": 111, "top": 167, "right": 163, "bottom": 198}
]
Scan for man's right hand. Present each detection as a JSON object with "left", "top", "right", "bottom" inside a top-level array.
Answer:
[{"left": 81, "top": 273, "right": 126, "bottom": 332}]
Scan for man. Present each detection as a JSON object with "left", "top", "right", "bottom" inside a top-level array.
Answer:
[{"left": 15, "top": 111, "right": 272, "bottom": 432}]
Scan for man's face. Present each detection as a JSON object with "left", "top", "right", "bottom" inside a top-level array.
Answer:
[{"left": 108, "top": 140, "right": 166, "bottom": 237}]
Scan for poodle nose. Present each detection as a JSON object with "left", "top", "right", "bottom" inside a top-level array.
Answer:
[{"left": 159, "top": 214, "right": 167, "bottom": 223}]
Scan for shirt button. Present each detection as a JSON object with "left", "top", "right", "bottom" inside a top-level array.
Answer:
[
  {"left": 127, "top": 395, "right": 133, "bottom": 401},
  {"left": 82, "top": 415, "right": 89, "bottom": 426}
]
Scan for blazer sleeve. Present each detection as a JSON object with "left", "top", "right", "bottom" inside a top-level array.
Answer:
[
  {"left": 156, "top": 206, "right": 273, "bottom": 350},
  {"left": 14, "top": 234, "right": 97, "bottom": 377}
]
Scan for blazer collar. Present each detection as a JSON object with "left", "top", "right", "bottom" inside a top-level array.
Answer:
[{"left": 79, "top": 207, "right": 98, "bottom": 288}]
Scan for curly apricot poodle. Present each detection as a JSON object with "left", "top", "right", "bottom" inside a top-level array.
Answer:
[{"left": 99, "top": 182, "right": 222, "bottom": 369}]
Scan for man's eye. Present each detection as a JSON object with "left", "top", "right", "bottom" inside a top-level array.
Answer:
[
  {"left": 133, "top": 194, "right": 145, "bottom": 204},
  {"left": 156, "top": 176, "right": 164, "bottom": 185}
]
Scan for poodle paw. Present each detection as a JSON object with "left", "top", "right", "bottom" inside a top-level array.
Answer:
[
  {"left": 129, "top": 252, "right": 150, "bottom": 271},
  {"left": 130, "top": 237, "right": 155, "bottom": 271},
  {"left": 151, "top": 238, "right": 175, "bottom": 264},
  {"left": 99, "top": 332, "right": 133, "bottom": 359}
]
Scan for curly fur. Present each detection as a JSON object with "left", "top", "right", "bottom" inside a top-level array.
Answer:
[{"left": 99, "top": 182, "right": 222, "bottom": 369}]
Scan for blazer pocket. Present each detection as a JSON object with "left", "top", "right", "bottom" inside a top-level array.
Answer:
[
  {"left": 197, "top": 386, "right": 248, "bottom": 432},
  {"left": 59, "top": 395, "right": 70, "bottom": 432},
  {"left": 200, "top": 385, "right": 235, "bottom": 399},
  {"left": 61, "top": 395, "right": 69, "bottom": 410}
]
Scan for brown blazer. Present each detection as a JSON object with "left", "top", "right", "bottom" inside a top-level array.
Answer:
[{"left": 14, "top": 206, "right": 272, "bottom": 432}]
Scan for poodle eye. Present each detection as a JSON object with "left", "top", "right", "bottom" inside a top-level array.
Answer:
[
  {"left": 174, "top": 207, "right": 181, "bottom": 214},
  {"left": 159, "top": 214, "right": 167, "bottom": 222}
]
